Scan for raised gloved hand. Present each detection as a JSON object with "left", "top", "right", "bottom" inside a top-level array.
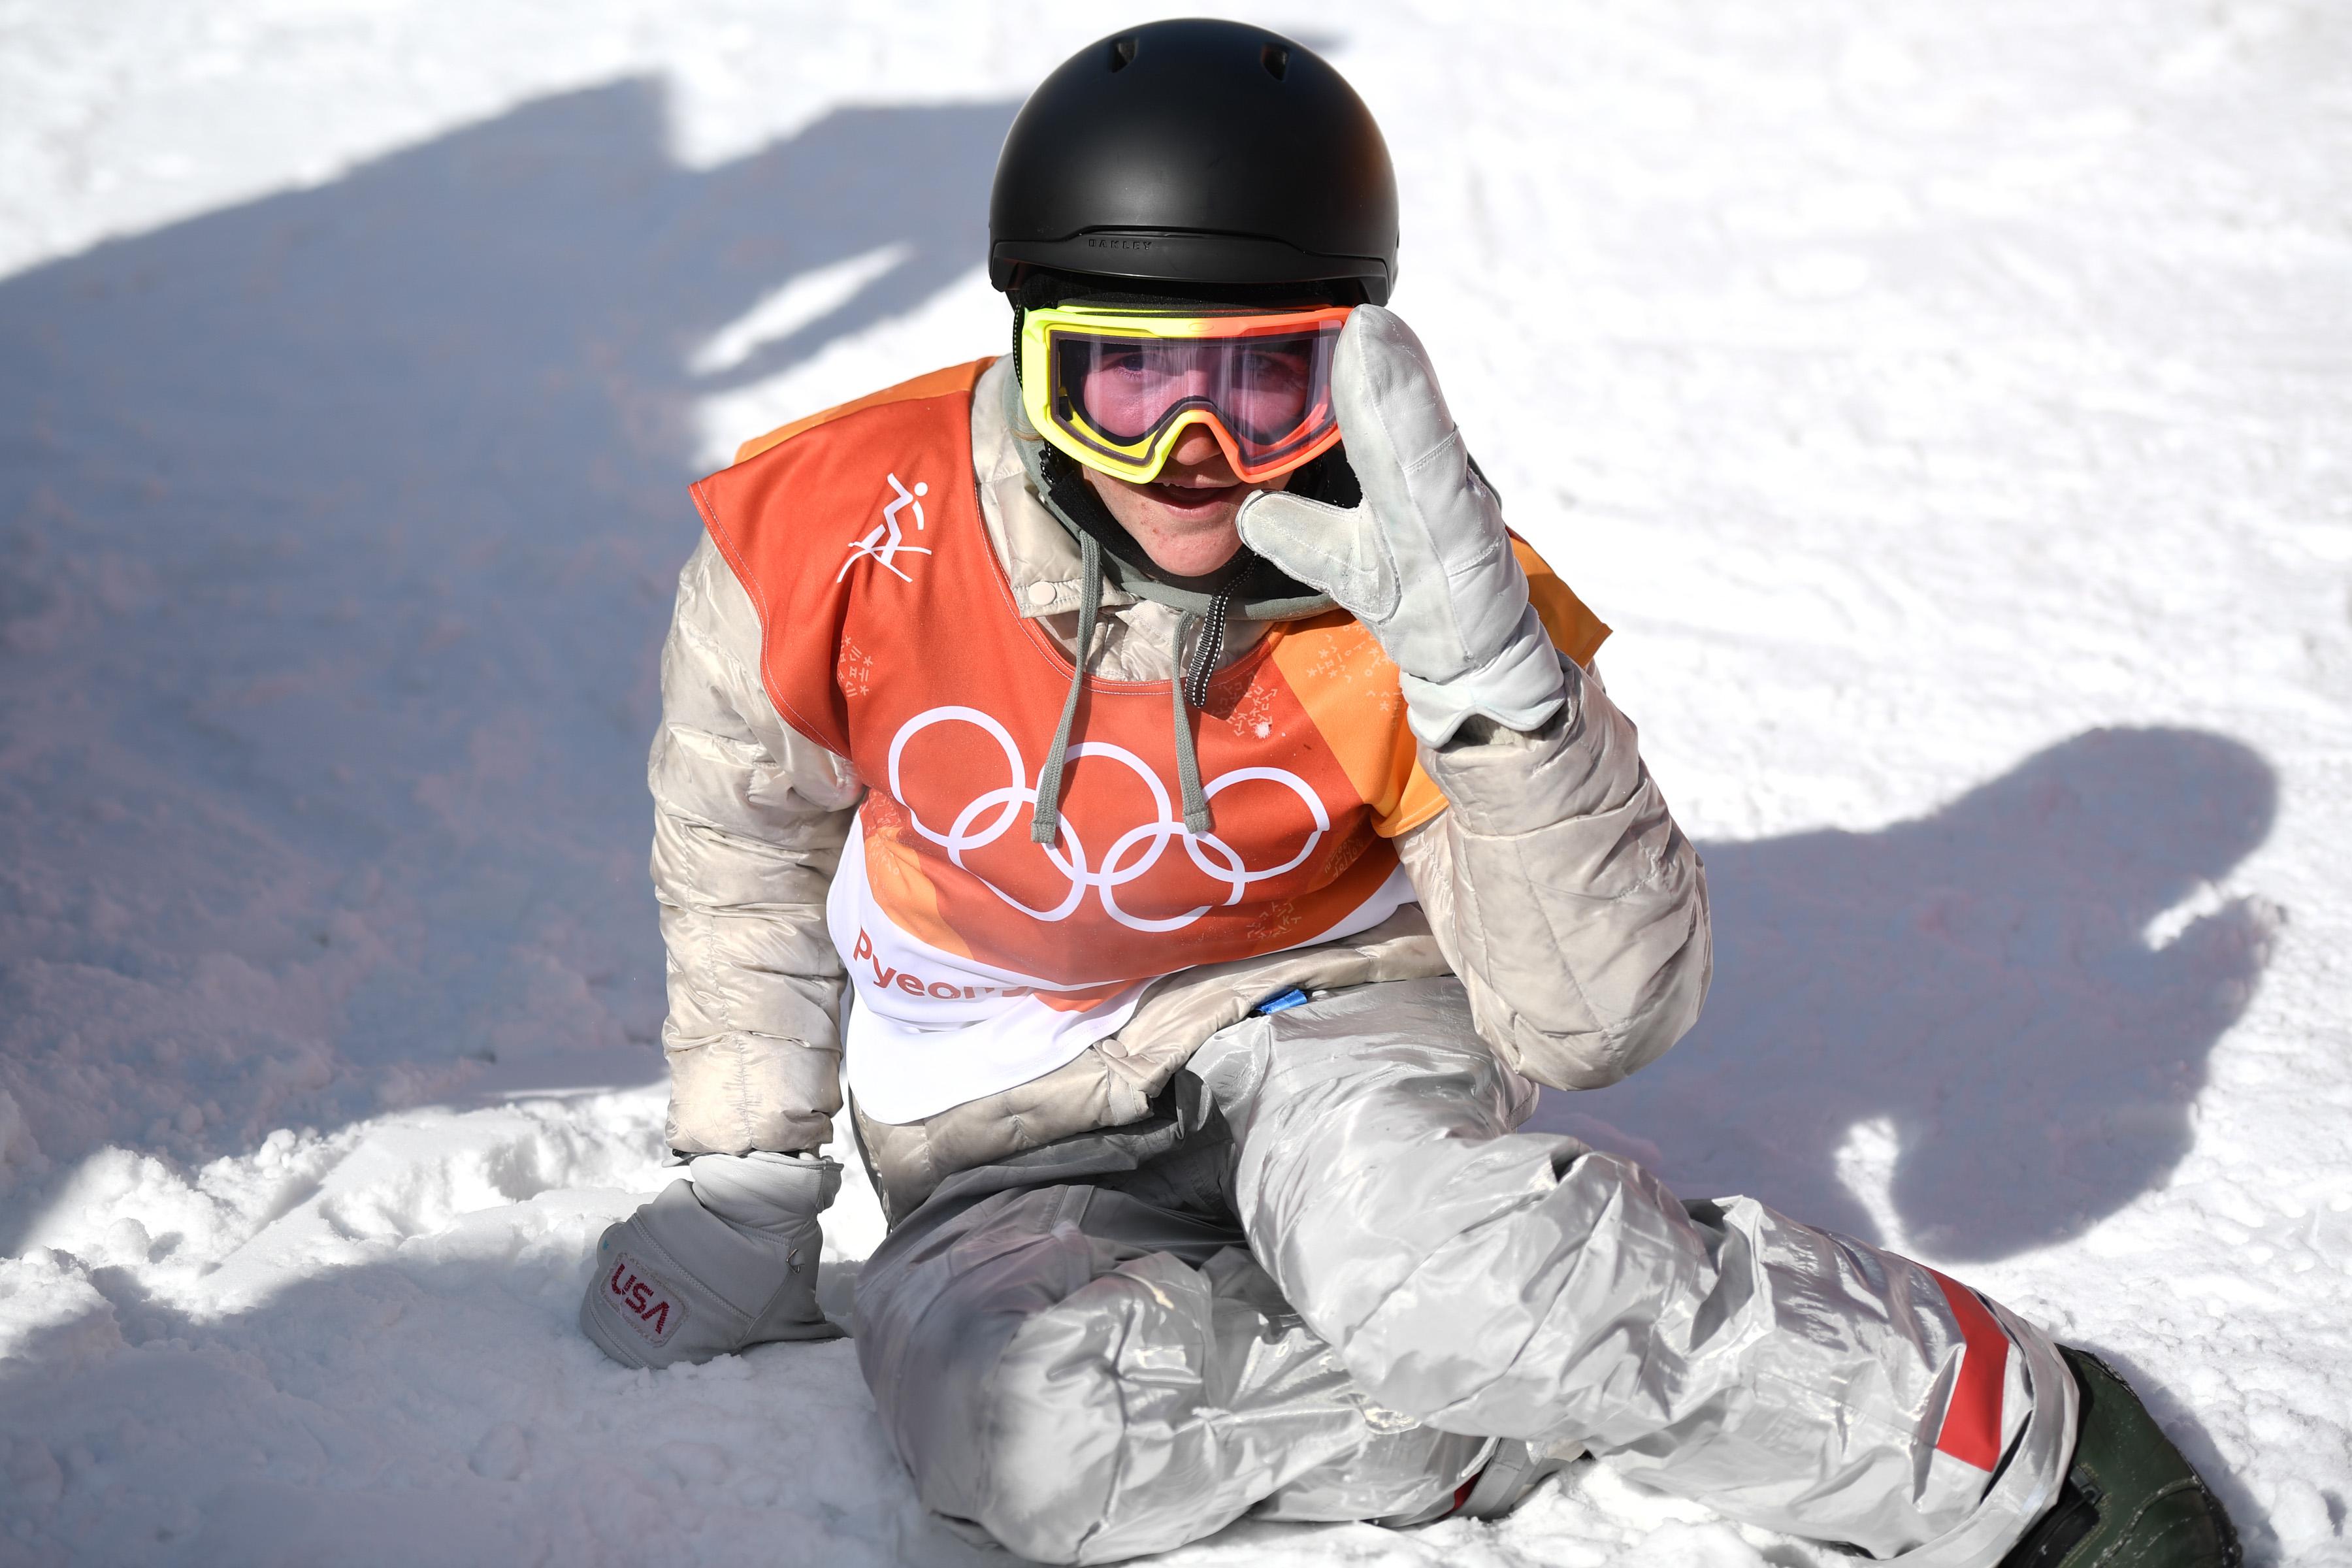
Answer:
[
  {"left": 1238, "top": 305, "right": 1565, "bottom": 745},
  {"left": 580, "top": 1150, "right": 843, "bottom": 1369}
]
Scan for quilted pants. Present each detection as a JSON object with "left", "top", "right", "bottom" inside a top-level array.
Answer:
[{"left": 853, "top": 978, "right": 2076, "bottom": 1564}]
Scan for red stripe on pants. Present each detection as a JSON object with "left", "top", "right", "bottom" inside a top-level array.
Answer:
[{"left": 1927, "top": 1271, "right": 2010, "bottom": 1471}]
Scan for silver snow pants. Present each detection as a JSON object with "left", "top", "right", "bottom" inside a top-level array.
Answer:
[{"left": 853, "top": 979, "right": 2077, "bottom": 1565}]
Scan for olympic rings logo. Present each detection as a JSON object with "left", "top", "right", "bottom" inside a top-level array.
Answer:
[{"left": 885, "top": 706, "right": 1329, "bottom": 933}]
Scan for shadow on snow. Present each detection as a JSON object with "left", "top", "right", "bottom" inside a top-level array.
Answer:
[
  {"left": 0, "top": 81, "right": 2281, "bottom": 1282},
  {"left": 0, "top": 79, "right": 1017, "bottom": 1245},
  {"left": 0, "top": 1246, "right": 1000, "bottom": 1568},
  {"left": 1534, "top": 725, "right": 2277, "bottom": 1263}
]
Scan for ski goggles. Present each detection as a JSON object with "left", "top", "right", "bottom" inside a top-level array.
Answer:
[{"left": 1019, "top": 304, "right": 1351, "bottom": 485}]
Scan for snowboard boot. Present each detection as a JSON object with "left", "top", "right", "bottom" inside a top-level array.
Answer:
[
  {"left": 1379, "top": 1439, "right": 1585, "bottom": 1527},
  {"left": 1453, "top": 1438, "right": 1584, "bottom": 1520},
  {"left": 2000, "top": 1347, "right": 2240, "bottom": 1568}
]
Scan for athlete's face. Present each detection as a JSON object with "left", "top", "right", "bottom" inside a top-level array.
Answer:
[{"left": 1078, "top": 422, "right": 1294, "bottom": 582}]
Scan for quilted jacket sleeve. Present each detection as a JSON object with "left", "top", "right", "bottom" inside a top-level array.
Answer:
[
  {"left": 651, "top": 532, "right": 864, "bottom": 1156},
  {"left": 1397, "top": 658, "right": 1712, "bottom": 1090}
]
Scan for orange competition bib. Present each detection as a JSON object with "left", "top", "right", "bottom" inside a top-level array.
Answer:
[{"left": 691, "top": 360, "right": 1605, "bottom": 1120}]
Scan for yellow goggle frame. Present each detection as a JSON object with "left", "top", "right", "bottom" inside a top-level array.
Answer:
[{"left": 1019, "top": 304, "right": 1351, "bottom": 485}]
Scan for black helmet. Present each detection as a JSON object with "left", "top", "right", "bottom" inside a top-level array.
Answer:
[{"left": 989, "top": 20, "right": 1398, "bottom": 304}]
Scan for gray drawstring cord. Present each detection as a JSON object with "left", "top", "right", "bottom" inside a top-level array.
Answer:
[
  {"left": 1030, "top": 533, "right": 1103, "bottom": 845},
  {"left": 1029, "top": 532, "right": 1227, "bottom": 845}
]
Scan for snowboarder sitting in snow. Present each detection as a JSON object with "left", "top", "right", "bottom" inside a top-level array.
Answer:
[{"left": 580, "top": 22, "right": 2237, "bottom": 1567}]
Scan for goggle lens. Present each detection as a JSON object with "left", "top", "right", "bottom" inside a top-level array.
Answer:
[{"left": 1056, "top": 332, "right": 1330, "bottom": 446}]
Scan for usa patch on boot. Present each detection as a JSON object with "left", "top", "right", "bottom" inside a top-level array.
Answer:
[{"left": 599, "top": 1250, "right": 687, "bottom": 1349}]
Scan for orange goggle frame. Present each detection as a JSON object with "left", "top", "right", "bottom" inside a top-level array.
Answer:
[{"left": 1020, "top": 304, "right": 1351, "bottom": 484}]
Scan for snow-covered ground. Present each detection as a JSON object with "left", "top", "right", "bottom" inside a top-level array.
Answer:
[{"left": 3, "top": 1, "right": 2347, "bottom": 1562}]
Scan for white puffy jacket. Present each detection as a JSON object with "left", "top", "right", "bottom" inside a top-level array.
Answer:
[{"left": 651, "top": 358, "right": 1710, "bottom": 1218}]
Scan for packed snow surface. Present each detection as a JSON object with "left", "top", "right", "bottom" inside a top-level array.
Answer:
[{"left": 4, "top": 1, "right": 2349, "bottom": 1563}]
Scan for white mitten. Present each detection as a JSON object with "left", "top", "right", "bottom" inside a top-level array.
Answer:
[
  {"left": 1238, "top": 305, "right": 1565, "bottom": 745},
  {"left": 580, "top": 1151, "right": 842, "bottom": 1369}
]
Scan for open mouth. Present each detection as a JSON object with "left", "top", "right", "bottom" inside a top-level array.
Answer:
[{"left": 1142, "top": 478, "right": 1247, "bottom": 513}]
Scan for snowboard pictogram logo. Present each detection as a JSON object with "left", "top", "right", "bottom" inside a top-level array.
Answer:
[
  {"left": 602, "top": 1249, "right": 686, "bottom": 1347},
  {"left": 837, "top": 471, "right": 931, "bottom": 582}
]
